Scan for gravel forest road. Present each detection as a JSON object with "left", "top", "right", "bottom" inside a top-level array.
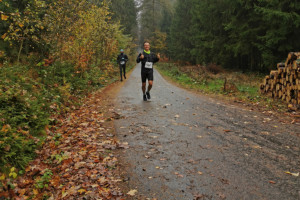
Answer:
[{"left": 114, "top": 64, "right": 300, "bottom": 200}]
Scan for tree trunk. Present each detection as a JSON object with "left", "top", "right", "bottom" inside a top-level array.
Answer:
[
  {"left": 17, "top": 39, "right": 24, "bottom": 63},
  {"left": 153, "top": 0, "right": 155, "bottom": 32}
]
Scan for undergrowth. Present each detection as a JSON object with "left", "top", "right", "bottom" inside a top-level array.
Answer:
[
  {"left": 156, "top": 62, "right": 286, "bottom": 111},
  {"left": 0, "top": 61, "right": 121, "bottom": 174}
]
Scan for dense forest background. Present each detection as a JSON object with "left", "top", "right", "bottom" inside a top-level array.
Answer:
[
  {"left": 138, "top": 0, "right": 300, "bottom": 71},
  {"left": 1, "top": 0, "right": 299, "bottom": 71}
]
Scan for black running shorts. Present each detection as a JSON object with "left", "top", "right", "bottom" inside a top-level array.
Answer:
[{"left": 141, "top": 70, "right": 153, "bottom": 83}]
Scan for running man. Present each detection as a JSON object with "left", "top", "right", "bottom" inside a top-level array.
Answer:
[
  {"left": 117, "top": 49, "right": 128, "bottom": 81},
  {"left": 136, "top": 42, "right": 160, "bottom": 101}
]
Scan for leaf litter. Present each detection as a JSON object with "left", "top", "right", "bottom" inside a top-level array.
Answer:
[{"left": 0, "top": 90, "right": 129, "bottom": 199}]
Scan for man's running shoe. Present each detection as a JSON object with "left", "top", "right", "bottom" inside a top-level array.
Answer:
[
  {"left": 143, "top": 94, "right": 147, "bottom": 101},
  {"left": 146, "top": 91, "right": 151, "bottom": 99}
]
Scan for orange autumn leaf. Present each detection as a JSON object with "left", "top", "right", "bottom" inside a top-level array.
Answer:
[
  {"left": 1, "top": 124, "right": 11, "bottom": 132},
  {"left": 33, "top": 189, "right": 39, "bottom": 195},
  {"left": 78, "top": 189, "right": 86, "bottom": 194},
  {"left": 269, "top": 181, "right": 276, "bottom": 184},
  {"left": 1, "top": 14, "right": 9, "bottom": 21}
]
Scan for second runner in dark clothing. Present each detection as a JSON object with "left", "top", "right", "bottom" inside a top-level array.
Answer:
[{"left": 117, "top": 49, "right": 128, "bottom": 81}]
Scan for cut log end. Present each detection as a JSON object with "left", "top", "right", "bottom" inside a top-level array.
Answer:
[{"left": 262, "top": 52, "right": 300, "bottom": 106}]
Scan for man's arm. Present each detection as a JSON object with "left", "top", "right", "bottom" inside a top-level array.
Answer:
[
  {"left": 152, "top": 53, "right": 160, "bottom": 63},
  {"left": 136, "top": 53, "right": 141, "bottom": 63},
  {"left": 117, "top": 55, "right": 120, "bottom": 64},
  {"left": 125, "top": 54, "right": 129, "bottom": 62}
]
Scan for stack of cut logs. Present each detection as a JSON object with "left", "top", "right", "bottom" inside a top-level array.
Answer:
[{"left": 260, "top": 52, "right": 300, "bottom": 105}]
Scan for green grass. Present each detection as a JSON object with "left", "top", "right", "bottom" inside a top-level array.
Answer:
[
  {"left": 156, "top": 62, "right": 286, "bottom": 110},
  {"left": 156, "top": 63, "right": 228, "bottom": 93}
]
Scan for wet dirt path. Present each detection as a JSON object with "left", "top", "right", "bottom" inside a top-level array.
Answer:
[{"left": 114, "top": 65, "right": 300, "bottom": 200}]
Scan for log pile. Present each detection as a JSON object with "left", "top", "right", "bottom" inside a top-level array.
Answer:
[{"left": 260, "top": 52, "right": 300, "bottom": 106}]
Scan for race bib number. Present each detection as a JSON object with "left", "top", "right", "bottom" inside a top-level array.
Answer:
[
  {"left": 120, "top": 61, "right": 125, "bottom": 65},
  {"left": 145, "top": 62, "right": 153, "bottom": 69}
]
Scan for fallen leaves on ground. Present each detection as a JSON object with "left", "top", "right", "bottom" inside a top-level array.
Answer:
[
  {"left": 197, "top": 171, "right": 203, "bottom": 175},
  {"left": 193, "top": 193, "right": 212, "bottom": 200},
  {"left": 269, "top": 180, "right": 276, "bottom": 184},
  {"left": 174, "top": 172, "right": 184, "bottom": 178},
  {"left": 1, "top": 90, "right": 129, "bottom": 199},
  {"left": 127, "top": 189, "right": 138, "bottom": 196},
  {"left": 285, "top": 171, "right": 299, "bottom": 177}
]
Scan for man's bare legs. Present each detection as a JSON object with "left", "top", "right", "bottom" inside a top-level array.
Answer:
[
  {"left": 147, "top": 80, "right": 153, "bottom": 93},
  {"left": 142, "top": 81, "right": 153, "bottom": 100},
  {"left": 142, "top": 82, "right": 146, "bottom": 94}
]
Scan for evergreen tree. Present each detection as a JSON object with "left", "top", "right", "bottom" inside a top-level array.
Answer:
[
  {"left": 138, "top": 0, "right": 173, "bottom": 55},
  {"left": 189, "top": 0, "right": 229, "bottom": 65},
  {"left": 167, "top": 0, "right": 300, "bottom": 71},
  {"left": 169, "top": 0, "right": 194, "bottom": 62},
  {"left": 223, "top": 0, "right": 264, "bottom": 71},
  {"left": 91, "top": 0, "right": 137, "bottom": 35},
  {"left": 109, "top": 0, "right": 137, "bottom": 35},
  {"left": 254, "top": 0, "right": 300, "bottom": 68}
]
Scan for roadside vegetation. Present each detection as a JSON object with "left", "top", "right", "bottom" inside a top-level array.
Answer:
[
  {"left": 156, "top": 62, "right": 288, "bottom": 112},
  {"left": 0, "top": 0, "right": 137, "bottom": 189}
]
